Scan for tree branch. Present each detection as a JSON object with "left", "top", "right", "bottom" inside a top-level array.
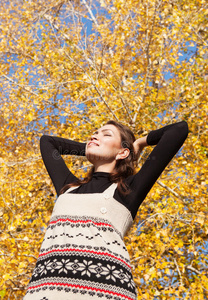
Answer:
[
  {"left": 174, "top": 257, "right": 183, "bottom": 286},
  {"left": 132, "top": 0, "right": 162, "bottom": 125},
  {"left": 157, "top": 180, "right": 185, "bottom": 201},
  {"left": 81, "top": 0, "right": 99, "bottom": 27},
  {"left": 2, "top": 75, "right": 39, "bottom": 97}
]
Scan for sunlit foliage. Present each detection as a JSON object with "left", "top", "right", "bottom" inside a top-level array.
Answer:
[{"left": 0, "top": 0, "right": 207, "bottom": 299}]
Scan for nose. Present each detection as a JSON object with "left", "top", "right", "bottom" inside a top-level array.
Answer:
[{"left": 90, "top": 134, "right": 98, "bottom": 141}]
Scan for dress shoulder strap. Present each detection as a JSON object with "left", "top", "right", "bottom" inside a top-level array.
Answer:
[
  {"left": 64, "top": 185, "right": 79, "bottom": 193},
  {"left": 103, "top": 183, "right": 117, "bottom": 197},
  {"left": 64, "top": 183, "right": 117, "bottom": 195}
]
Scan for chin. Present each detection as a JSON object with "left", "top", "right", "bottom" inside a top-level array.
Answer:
[{"left": 86, "top": 151, "right": 100, "bottom": 163}]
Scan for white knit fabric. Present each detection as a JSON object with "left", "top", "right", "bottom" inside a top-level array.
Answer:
[{"left": 24, "top": 184, "right": 137, "bottom": 300}]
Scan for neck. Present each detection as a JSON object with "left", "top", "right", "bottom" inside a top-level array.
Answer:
[{"left": 93, "top": 161, "right": 116, "bottom": 173}]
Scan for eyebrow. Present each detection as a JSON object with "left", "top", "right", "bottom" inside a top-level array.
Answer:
[
  {"left": 93, "top": 129, "right": 114, "bottom": 134},
  {"left": 102, "top": 129, "right": 114, "bottom": 133}
]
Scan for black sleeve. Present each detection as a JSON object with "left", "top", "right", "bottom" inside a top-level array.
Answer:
[
  {"left": 40, "top": 135, "right": 86, "bottom": 195},
  {"left": 125, "top": 121, "right": 188, "bottom": 218}
]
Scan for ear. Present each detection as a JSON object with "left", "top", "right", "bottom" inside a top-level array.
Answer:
[{"left": 116, "top": 148, "right": 130, "bottom": 160}]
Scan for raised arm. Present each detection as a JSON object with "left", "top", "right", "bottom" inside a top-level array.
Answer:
[
  {"left": 40, "top": 135, "right": 86, "bottom": 196},
  {"left": 125, "top": 121, "right": 189, "bottom": 218}
]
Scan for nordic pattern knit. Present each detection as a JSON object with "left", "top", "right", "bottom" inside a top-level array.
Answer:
[{"left": 23, "top": 184, "right": 137, "bottom": 300}]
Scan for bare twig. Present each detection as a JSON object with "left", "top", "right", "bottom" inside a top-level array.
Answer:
[
  {"left": 82, "top": 0, "right": 99, "bottom": 27},
  {"left": 2, "top": 75, "right": 39, "bottom": 96},
  {"left": 0, "top": 253, "right": 37, "bottom": 259},
  {"left": 132, "top": 0, "right": 162, "bottom": 124},
  {"left": 174, "top": 257, "right": 183, "bottom": 286},
  {"left": 0, "top": 156, "right": 41, "bottom": 167},
  {"left": 104, "top": 77, "right": 134, "bottom": 123},
  {"left": 43, "top": 11, "right": 117, "bottom": 119},
  {"left": 186, "top": 265, "right": 201, "bottom": 275},
  {"left": 157, "top": 180, "right": 185, "bottom": 202}
]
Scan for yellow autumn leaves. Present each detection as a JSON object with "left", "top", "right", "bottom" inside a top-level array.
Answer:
[{"left": 0, "top": 0, "right": 208, "bottom": 299}]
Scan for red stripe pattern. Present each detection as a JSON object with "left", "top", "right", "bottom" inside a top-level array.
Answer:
[{"left": 24, "top": 215, "right": 137, "bottom": 300}]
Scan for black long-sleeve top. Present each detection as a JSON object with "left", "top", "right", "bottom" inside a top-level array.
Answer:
[{"left": 40, "top": 121, "right": 188, "bottom": 219}]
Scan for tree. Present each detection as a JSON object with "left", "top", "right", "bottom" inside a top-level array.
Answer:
[{"left": 0, "top": 0, "right": 207, "bottom": 299}]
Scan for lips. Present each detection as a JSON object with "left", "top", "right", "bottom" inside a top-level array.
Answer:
[{"left": 88, "top": 141, "right": 99, "bottom": 147}]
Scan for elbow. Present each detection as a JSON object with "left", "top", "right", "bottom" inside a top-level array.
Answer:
[
  {"left": 40, "top": 134, "right": 53, "bottom": 149},
  {"left": 40, "top": 135, "right": 47, "bottom": 146},
  {"left": 177, "top": 121, "right": 189, "bottom": 142},
  {"left": 181, "top": 121, "right": 189, "bottom": 137},
  {"left": 40, "top": 134, "right": 52, "bottom": 143},
  {"left": 40, "top": 134, "right": 49, "bottom": 140}
]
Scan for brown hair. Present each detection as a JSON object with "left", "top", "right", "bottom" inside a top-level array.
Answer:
[{"left": 60, "top": 120, "right": 136, "bottom": 195}]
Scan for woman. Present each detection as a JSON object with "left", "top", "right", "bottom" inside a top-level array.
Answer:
[{"left": 24, "top": 120, "right": 188, "bottom": 300}]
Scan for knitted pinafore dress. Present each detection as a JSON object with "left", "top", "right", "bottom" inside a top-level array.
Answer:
[{"left": 24, "top": 184, "right": 137, "bottom": 300}]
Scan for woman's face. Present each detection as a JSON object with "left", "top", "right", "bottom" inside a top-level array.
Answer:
[{"left": 86, "top": 124, "right": 123, "bottom": 164}]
